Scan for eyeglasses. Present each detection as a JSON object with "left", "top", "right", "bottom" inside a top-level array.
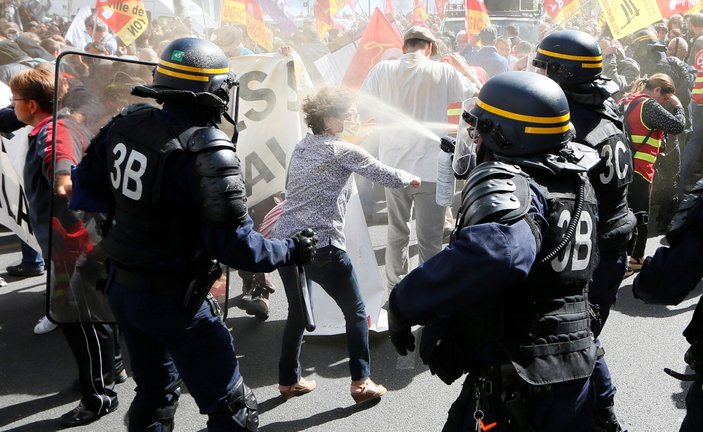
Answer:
[
  {"left": 342, "top": 110, "right": 359, "bottom": 121},
  {"left": 10, "top": 97, "right": 26, "bottom": 103}
]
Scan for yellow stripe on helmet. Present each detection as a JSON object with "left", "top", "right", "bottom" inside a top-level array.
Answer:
[
  {"left": 156, "top": 66, "right": 210, "bottom": 82},
  {"left": 581, "top": 62, "right": 603, "bottom": 68},
  {"left": 476, "top": 99, "right": 570, "bottom": 124},
  {"left": 537, "top": 47, "right": 602, "bottom": 62},
  {"left": 632, "top": 34, "right": 656, "bottom": 44},
  {"left": 159, "top": 59, "right": 229, "bottom": 75},
  {"left": 524, "top": 124, "right": 572, "bottom": 134}
]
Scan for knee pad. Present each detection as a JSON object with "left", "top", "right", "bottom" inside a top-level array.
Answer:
[{"left": 209, "top": 378, "right": 259, "bottom": 431}]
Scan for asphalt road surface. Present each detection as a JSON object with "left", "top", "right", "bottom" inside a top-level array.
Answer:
[{"left": 0, "top": 214, "right": 699, "bottom": 431}]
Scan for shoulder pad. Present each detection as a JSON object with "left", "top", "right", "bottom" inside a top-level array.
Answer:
[
  {"left": 118, "top": 102, "right": 156, "bottom": 117},
  {"left": 459, "top": 161, "right": 531, "bottom": 226},
  {"left": 668, "top": 178, "right": 703, "bottom": 242},
  {"left": 185, "top": 127, "right": 235, "bottom": 153}
]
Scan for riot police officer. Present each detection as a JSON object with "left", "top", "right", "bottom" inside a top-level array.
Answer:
[
  {"left": 633, "top": 179, "right": 703, "bottom": 432},
  {"left": 533, "top": 29, "right": 635, "bottom": 432},
  {"left": 388, "top": 71, "right": 600, "bottom": 431},
  {"left": 70, "top": 38, "right": 316, "bottom": 431}
]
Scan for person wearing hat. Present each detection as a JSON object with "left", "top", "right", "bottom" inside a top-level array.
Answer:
[
  {"left": 465, "top": 25, "right": 508, "bottom": 78},
  {"left": 360, "top": 25, "right": 476, "bottom": 294},
  {"left": 630, "top": 26, "right": 694, "bottom": 235},
  {"left": 211, "top": 26, "right": 253, "bottom": 58}
]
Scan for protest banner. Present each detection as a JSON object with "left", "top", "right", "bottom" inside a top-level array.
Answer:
[
  {"left": 95, "top": 0, "right": 149, "bottom": 46},
  {"left": 544, "top": 0, "right": 582, "bottom": 25},
  {"left": 245, "top": 0, "right": 272, "bottom": 51},
  {"left": 228, "top": 55, "right": 385, "bottom": 334},
  {"left": 228, "top": 54, "right": 312, "bottom": 207},
  {"left": 258, "top": 0, "right": 298, "bottom": 34},
  {"left": 599, "top": 0, "right": 701, "bottom": 39},
  {"left": 220, "top": 0, "right": 247, "bottom": 24},
  {"left": 466, "top": 0, "right": 490, "bottom": 36}
]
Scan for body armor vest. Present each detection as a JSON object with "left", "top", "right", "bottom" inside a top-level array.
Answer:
[
  {"left": 501, "top": 168, "right": 599, "bottom": 385},
  {"left": 101, "top": 105, "right": 201, "bottom": 266},
  {"left": 570, "top": 101, "right": 635, "bottom": 252}
]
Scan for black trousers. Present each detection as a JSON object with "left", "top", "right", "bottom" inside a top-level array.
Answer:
[
  {"left": 628, "top": 174, "right": 652, "bottom": 260},
  {"left": 62, "top": 323, "right": 119, "bottom": 413}
]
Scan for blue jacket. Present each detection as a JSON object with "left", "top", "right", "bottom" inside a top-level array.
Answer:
[
  {"left": 391, "top": 183, "right": 546, "bottom": 324},
  {"left": 634, "top": 200, "right": 703, "bottom": 305},
  {"left": 466, "top": 46, "right": 509, "bottom": 78}
]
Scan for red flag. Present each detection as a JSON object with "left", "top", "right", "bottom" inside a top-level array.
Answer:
[
  {"left": 315, "top": 0, "right": 334, "bottom": 38},
  {"left": 657, "top": 0, "right": 697, "bottom": 18},
  {"left": 385, "top": 0, "right": 395, "bottom": 16},
  {"left": 543, "top": 0, "right": 580, "bottom": 24},
  {"left": 436, "top": 0, "right": 447, "bottom": 18},
  {"left": 412, "top": 0, "right": 429, "bottom": 25},
  {"left": 245, "top": 0, "right": 271, "bottom": 51},
  {"left": 466, "top": 0, "right": 490, "bottom": 36},
  {"left": 342, "top": 8, "right": 403, "bottom": 90}
]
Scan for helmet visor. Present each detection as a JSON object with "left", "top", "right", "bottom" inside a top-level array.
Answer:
[
  {"left": 530, "top": 55, "right": 548, "bottom": 75},
  {"left": 453, "top": 98, "right": 478, "bottom": 178}
]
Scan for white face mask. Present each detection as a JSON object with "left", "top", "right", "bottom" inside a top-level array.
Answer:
[{"left": 340, "top": 118, "right": 360, "bottom": 139}]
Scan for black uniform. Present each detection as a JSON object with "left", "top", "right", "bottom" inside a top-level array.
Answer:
[{"left": 389, "top": 72, "right": 600, "bottom": 431}]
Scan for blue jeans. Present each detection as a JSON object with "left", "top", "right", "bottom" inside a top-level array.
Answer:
[
  {"left": 21, "top": 241, "right": 44, "bottom": 267},
  {"left": 277, "top": 245, "right": 370, "bottom": 385},
  {"left": 107, "top": 267, "right": 242, "bottom": 432}
]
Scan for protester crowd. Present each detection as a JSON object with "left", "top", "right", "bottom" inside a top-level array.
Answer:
[{"left": 1, "top": 1, "right": 702, "bottom": 431}]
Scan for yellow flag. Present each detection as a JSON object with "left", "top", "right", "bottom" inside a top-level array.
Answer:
[
  {"left": 221, "top": 0, "right": 247, "bottom": 24},
  {"left": 598, "top": 0, "right": 660, "bottom": 39}
]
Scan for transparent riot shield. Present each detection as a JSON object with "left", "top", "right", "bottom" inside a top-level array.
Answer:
[{"left": 47, "top": 51, "right": 230, "bottom": 323}]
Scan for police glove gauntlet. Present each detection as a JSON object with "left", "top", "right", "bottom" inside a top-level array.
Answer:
[
  {"left": 290, "top": 228, "right": 318, "bottom": 265},
  {"left": 388, "top": 287, "right": 415, "bottom": 356}
]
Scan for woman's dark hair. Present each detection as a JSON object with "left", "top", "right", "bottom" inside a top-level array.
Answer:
[{"left": 302, "top": 86, "right": 355, "bottom": 135}]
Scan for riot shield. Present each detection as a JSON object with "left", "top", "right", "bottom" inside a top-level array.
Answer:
[{"left": 47, "top": 51, "right": 230, "bottom": 323}]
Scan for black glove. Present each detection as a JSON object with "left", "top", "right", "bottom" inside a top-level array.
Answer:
[
  {"left": 290, "top": 228, "right": 318, "bottom": 265},
  {"left": 388, "top": 287, "right": 415, "bottom": 356}
]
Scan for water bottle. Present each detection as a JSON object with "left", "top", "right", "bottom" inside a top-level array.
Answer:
[{"left": 436, "top": 136, "right": 456, "bottom": 207}]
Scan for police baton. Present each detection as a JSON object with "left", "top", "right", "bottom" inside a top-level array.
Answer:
[{"left": 296, "top": 265, "right": 316, "bottom": 332}]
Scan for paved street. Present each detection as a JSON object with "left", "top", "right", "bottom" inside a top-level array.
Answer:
[{"left": 0, "top": 213, "right": 699, "bottom": 431}]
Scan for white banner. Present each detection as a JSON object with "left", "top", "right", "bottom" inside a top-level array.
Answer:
[
  {"left": 229, "top": 53, "right": 313, "bottom": 207},
  {"left": 0, "top": 81, "right": 38, "bottom": 251},
  {"left": 0, "top": 137, "right": 40, "bottom": 252}
]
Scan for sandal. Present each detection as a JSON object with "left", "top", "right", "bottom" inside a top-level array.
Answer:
[
  {"left": 623, "top": 267, "right": 634, "bottom": 278},
  {"left": 350, "top": 378, "right": 386, "bottom": 403},
  {"left": 278, "top": 377, "right": 316, "bottom": 400},
  {"left": 629, "top": 257, "right": 644, "bottom": 271}
]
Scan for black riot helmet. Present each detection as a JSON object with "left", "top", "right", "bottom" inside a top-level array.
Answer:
[
  {"left": 466, "top": 71, "right": 572, "bottom": 157},
  {"left": 133, "top": 37, "right": 238, "bottom": 109},
  {"left": 629, "top": 27, "right": 666, "bottom": 65},
  {"left": 532, "top": 30, "right": 603, "bottom": 84}
]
